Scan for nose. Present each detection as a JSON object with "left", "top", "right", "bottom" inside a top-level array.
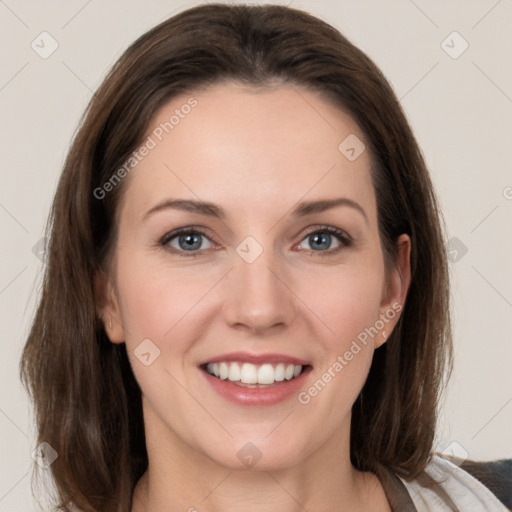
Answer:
[{"left": 222, "top": 245, "right": 297, "bottom": 333}]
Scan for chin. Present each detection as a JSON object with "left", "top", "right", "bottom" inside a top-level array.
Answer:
[{"left": 199, "top": 436, "right": 307, "bottom": 472}]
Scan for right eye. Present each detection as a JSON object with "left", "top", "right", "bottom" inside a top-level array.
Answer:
[{"left": 158, "top": 227, "right": 216, "bottom": 257}]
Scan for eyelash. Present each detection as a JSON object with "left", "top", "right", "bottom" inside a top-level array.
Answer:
[{"left": 157, "top": 225, "right": 353, "bottom": 258}]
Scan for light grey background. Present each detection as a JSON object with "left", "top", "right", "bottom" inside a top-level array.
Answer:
[{"left": 1, "top": 0, "right": 511, "bottom": 510}]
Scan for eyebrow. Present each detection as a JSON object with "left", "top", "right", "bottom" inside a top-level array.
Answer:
[{"left": 142, "top": 197, "right": 368, "bottom": 224}]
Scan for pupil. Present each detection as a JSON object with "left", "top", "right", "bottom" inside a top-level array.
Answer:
[
  {"left": 180, "top": 233, "right": 201, "bottom": 250},
  {"left": 311, "top": 233, "right": 330, "bottom": 250}
]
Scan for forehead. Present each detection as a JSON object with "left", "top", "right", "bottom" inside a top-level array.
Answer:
[{"left": 118, "top": 81, "right": 376, "bottom": 225}]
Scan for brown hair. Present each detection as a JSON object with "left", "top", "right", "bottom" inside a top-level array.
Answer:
[{"left": 20, "top": 3, "right": 453, "bottom": 511}]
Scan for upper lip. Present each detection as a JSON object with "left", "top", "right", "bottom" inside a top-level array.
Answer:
[{"left": 199, "top": 351, "right": 311, "bottom": 367}]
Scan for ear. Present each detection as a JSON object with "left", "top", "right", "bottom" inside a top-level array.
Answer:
[
  {"left": 93, "top": 269, "right": 125, "bottom": 344},
  {"left": 375, "top": 233, "right": 411, "bottom": 349}
]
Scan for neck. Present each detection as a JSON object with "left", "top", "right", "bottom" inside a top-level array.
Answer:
[{"left": 131, "top": 402, "right": 390, "bottom": 512}]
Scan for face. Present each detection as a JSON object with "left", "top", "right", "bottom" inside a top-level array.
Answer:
[{"left": 96, "top": 81, "right": 410, "bottom": 471}]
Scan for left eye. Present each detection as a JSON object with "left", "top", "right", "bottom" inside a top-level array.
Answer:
[{"left": 297, "top": 228, "right": 348, "bottom": 253}]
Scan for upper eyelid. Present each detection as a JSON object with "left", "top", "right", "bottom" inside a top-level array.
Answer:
[{"left": 160, "top": 226, "right": 216, "bottom": 244}]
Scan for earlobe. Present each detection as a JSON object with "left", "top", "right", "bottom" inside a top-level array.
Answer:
[
  {"left": 93, "top": 271, "right": 125, "bottom": 344},
  {"left": 374, "top": 326, "right": 388, "bottom": 350}
]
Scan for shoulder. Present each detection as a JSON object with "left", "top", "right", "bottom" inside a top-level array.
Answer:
[{"left": 399, "top": 454, "right": 511, "bottom": 511}]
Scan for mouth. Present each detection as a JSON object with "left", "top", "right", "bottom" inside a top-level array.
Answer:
[
  {"left": 200, "top": 361, "right": 311, "bottom": 388},
  {"left": 198, "top": 352, "right": 313, "bottom": 406}
]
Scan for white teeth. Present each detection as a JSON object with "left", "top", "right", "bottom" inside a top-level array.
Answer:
[
  {"left": 240, "top": 363, "right": 258, "bottom": 384},
  {"left": 284, "top": 364, "right": 294, "bottom": 380},
  {"left": 257, "top": 364, "right": 275, "bottom": 385},
  {"left": 274, "top": 363, "right": 285, "bottom": 381},
  {"left": 219, "top": 362, "right": 229, "bottom": 380},
  {"left": 205, "top": 362, "right": 303, "bottom": 384},
  {"left": 227, "top": 362, "right": 241, "bottom": 381}
]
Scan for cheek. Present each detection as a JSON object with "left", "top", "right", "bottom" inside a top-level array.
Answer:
[
  {"left": 114, "top": 256, "right": 208, "bottom": 406},
  {"left": 303, "top": 260, "right": 385, "bottom": 345},
  {"left": 294, "top": 264, "right": 384, "bottom": 424},
  {"left": 115, "top": 248, "right": 208, "bottom": 341}
]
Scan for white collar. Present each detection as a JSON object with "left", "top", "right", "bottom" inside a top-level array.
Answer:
[{"left": 399, "top": 454, "right": 508, "bottom": 511}]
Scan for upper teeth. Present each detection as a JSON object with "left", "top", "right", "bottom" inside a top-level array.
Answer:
[{"left": 206, "top": 362, "right": 303, "bottom": 384}]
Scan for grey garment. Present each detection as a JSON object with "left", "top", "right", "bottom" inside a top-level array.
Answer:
[
  {"left": 378, "top": 459, "right": 512, "bottom": 512},
  {"left": 459, "top": 459, "right": 512, "bottom": 511}
]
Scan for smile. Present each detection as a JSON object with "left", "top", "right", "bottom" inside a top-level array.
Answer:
[{"left": 204, "top": 361, "right": 305, "bottom": 386}]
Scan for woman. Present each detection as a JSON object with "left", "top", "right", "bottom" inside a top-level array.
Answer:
[{"left": 19, "top": 3, "right": 510, "bottom": 511}]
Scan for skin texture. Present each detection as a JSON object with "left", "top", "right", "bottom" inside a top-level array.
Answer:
[{"left": 95, "top": 81, "right": 411, "bottom": 512}]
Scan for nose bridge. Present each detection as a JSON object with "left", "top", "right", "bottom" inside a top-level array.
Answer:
[{"left": 223, "top": 235, "right": 296, "bottom": 331}]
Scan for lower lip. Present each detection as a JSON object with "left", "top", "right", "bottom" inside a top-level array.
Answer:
[{"left": 200, "top": 366, "right": 312, "bottom": 406}]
